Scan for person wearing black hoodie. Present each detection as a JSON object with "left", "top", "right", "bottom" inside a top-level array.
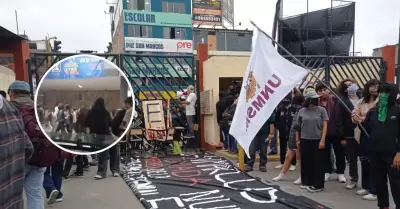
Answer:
[
  {"left": 218, "top": 94, "right": 234, "bottom": 150},
  {"left": 364, "top": 83, "right": 400, "bottom": 209}
]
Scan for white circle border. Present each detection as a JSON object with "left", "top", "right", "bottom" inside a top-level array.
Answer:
[{"left": 34, "top": 54, "right": 135, "bottom": 155}]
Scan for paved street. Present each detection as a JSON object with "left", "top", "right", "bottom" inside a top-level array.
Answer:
[
  {"left": 24, "top": 166, "right": 145, "bottom": 209},
  {"left": 25, "top": 158, "right": 396, "bottom": 209},
  {"left": 246, "top": 161, "right": 395, "bottom": 209}
]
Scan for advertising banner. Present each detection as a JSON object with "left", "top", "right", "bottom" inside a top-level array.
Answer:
[
  {"left": 45, "top": 56, "right": 105, "bottom": 80},
  {"left": 138, "top": 91, "right": 177, "bottom": 100},
  {"left": 222, "top": 0, "right": 234, "bottom": 25},
  {"left": 125, "top": 37, "right": 193, "bottom": 53},
  {"left": 121, "top": 153, "right": 330, "bottom": 209},
  {"left": 124, "top": 63, "right": 192, "bottom": 78},
  {"left": 192, "top": 0, "right": 222, "bottom": 25},
  {"left": 123, "top": 10, "right": 192, "bottom": 28}
]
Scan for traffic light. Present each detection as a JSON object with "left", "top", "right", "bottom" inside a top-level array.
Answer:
[{"left": 53, "top": 40, "right": 62, "bottom": 52}]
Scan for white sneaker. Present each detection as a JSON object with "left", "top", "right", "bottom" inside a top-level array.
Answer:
[
  {"left": 94, "top": 174, "right": 104, "bottom": 179},
  {"left": 272, "top": 174, "right": 285, "bottom": 181},
  {"left": 113, "top": 173, "right": 120, "bottom": 177},
  {"left": 47, "top": 190, "right": 59, "bottom": 205},
  {"left": 300, "top": 185, "right": 309, "bottom": 189},
  {"left": 338, "top": 174, "right": 346, "bottom": 183},
  {"left": 324, "top": 173, "right": 331, "bottom": 182},
  {"left": 289, "top": 165, "right": 296, "bottom": 171},
  {"left": 274, "top": 164, "right": 283, "bottom": 169},
  {"left": 346, "top": 182, "right": 357, "bottom": 189},
  {"left": 356, "top": 189, "right": 369, "bottom": 196},
  {"left": 293, "top": 177, "right": 302, "bottom": 185},
  {"left": 362, "top": 194, "right": 377, "bottom": 201},
  {"left": 56, "top": 198, "right": 63, "bottom": 202}
]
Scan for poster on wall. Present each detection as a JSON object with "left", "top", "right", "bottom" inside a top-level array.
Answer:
[
  {"left": 45, "top": 56, "right": 105, "bottom": 80},
  {"left": 121, "top": 153, "right": 331, "bottom": 209},
  {"left": 192, "top": 0, "right": 222, "bottom": 25}
]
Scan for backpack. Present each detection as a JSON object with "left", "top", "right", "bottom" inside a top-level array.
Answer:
[{"left": 11, "top": 101, "right": 60, "bottom": 167}]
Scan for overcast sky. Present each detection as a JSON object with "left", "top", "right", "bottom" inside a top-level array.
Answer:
[{"left": 0, "top": 0, "right": 399, "bottom": 55}]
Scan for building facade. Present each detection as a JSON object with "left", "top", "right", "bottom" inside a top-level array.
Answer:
[{"left": 112, "top": 0, "right": 193, "bottom": 96}]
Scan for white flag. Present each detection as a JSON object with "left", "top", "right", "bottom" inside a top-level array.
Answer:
[{"left": 229, "top": 28, "right": 308, "bottom": 157}]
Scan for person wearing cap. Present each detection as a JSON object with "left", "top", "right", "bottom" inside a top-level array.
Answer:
[
  {"left": 294, "top": 90, "right": 328, "bottom": 192},
  {"left": 8, "top": 80, "right": 49, "bottom": 208}
]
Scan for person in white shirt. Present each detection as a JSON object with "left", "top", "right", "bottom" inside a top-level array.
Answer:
[{"left": 181, "top": 85, "right": 197, "bottom": 137}]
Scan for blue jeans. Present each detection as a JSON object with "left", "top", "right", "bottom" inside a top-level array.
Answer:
[
  {"left": 361, "top": 157, "right": 376, "bottom": 195},
  {"left": 25, "top": 165, "right": 46, "bottom": 209},
  {"left": 43, "top": 160, "right": 64, "bottom": 199},
  {"left": 269, "top": 129, "right": 278, "bottom": 153},
  {"left": 221, "top": 128, "right": 229, "bottom": 149},
  {"left": 229, "top": 134, "right": 237, "bottom": 153}
]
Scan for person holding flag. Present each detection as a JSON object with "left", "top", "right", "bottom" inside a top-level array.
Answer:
[{"left": 229, "top": 24, "right": 309, "bottom": 163}]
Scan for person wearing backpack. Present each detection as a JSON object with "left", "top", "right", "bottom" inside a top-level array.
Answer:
[{"left": 8, "top": 81, "right": 61, "bottom": 209}]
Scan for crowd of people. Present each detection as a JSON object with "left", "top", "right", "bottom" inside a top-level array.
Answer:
[
  {"left": 217, "top": 79, "right": 400, "bottom": 209},
  {"left": 0, "top": 80, "right": 135, "bottom": 209}
]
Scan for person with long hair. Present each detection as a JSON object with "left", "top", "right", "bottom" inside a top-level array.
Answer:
[
  {"left": 351, "top": 79, "right": 379, "bottom": 200},
  {"left": 334, "top": 78, "right": 360, "bottom": 190},
  {"left": 273, "top": 95, "right": 304, "bottom": 184},
  {"left": 84, "top": 98, "right": 114, "bottom": 179},
  {"left": 364, "top": 83, "right": 400, "bottom": 209}
]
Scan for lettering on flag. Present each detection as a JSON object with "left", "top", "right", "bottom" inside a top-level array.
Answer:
[{"left": 229, "top": 27, "right": 309, "bottom": 156}]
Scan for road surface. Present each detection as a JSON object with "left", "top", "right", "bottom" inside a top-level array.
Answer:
[{"left": 26, "top": 159, "right": 395, "bottom": 209}]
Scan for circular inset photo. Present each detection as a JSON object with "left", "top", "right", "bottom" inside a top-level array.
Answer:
[{"left": 34, "top": 54, "right": 135, "bottom": 155}]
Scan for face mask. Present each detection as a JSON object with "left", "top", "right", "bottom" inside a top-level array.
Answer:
[
  {"left": 347, "top": 84, "right": 359, "bottom": 93},
  {"left": 310, "top": 98, "right": 319, "bottom": 106}
]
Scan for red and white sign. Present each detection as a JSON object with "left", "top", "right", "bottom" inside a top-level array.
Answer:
[{"left": 125, "top": 37, "right": 193, "bottom": 53}]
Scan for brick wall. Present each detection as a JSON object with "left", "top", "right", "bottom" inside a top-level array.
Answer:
[{"left": 39, "top": 90, "right": 121, "bottom": 111}]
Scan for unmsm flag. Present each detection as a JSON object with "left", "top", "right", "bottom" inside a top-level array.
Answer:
[{"left": 229, "top": 28, "right": 309, "bottom": 157}]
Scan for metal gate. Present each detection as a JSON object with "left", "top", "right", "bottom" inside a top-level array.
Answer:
[
  {"left": 27, "top": 53, "right": 196, "bottom": 107},
  {"left": 284, "top": 55, "right": 387, "bottom": 88}
]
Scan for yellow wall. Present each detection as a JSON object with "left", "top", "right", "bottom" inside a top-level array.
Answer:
[
  {"left": 203, "top": 56, "right": 250, "bottom": 146},
  {"left": 0, "top": 66, "right": 15, "bottom": 96}
]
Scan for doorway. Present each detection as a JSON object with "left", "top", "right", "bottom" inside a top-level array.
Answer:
[{"left": 219, "top": 77, "right": 242, "bottom": 93}]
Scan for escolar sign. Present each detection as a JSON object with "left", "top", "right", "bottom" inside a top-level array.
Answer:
[{"left": 123, "top": 10, "right": 192, "bottom": 28}]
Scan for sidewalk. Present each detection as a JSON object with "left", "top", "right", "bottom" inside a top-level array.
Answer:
[
  {"left": 24, "top": 166, "right": 145, "bottom": 209},
  {"left": 243, "top": 161, "right": 394, "bottom": 209}
]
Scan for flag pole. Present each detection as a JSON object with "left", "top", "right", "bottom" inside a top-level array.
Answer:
[{"left": 249, "top": 20, "right": 369, "bottom": 137}]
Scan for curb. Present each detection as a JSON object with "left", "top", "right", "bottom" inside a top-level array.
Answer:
[{"left": 215, "top": 150, "right": 280, "bottom": 161}]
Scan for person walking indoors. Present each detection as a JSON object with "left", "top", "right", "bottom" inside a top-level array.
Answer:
[
  {"left": 351, "top": 79, "right": 379, "bottom": 201},
  {"left": 274, "top": 94, "right": 297, "bottom": 171},
  {"left": 273, "top": 94, "right": 305, "bottom": 184},
  {"left": 364, "top": 83, "right": 400, "bottom": 209},
  {"left": 8, "top": 81, "right": 60, "bottom": 209},
  {"left": 334, "top": 79, "right": 360, "bottom": 190},
  {"left": 84, "top": 98, "right": 115, "bottom": 179},
  {"left": 295, "top": 90, "right": 328, "bottom": 193},
  {"left": 0, "top": 93, "right": 34, "bottom": 209},
  {"left": 244, "top": 111, "right": 276, "bottom": 173}
]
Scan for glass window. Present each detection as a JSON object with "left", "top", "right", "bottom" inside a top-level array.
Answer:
[
  {"left": 163, "top": 27, "right": 170, "bottom": 38},
  {"left": 161, "top": 1, "right": 186, "bottom": 14},
  {"left": 144, "top": 0, "right": 151, "bottom": 10},
  {"left": 141, "top": 26, "right": 152, "bottom": 37},
  {"left": 127, "top": 25, "right": 141, "bottom": 37},
  {"left": 126, "top": 0, "right": 138, "bottom": 10}
]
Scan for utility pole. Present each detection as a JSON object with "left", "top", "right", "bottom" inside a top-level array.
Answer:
[{"left": 396, "top": 21, "right": 400, "bottom": 86}]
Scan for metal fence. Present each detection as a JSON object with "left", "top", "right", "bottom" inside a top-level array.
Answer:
[
  {"left": 27, "top": 53, "right": 196, "bottom": 107},
  {"left": 283, "top": 56, "right": 386, "bottom": 89}
]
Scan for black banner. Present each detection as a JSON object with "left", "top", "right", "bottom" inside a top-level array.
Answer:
[{"left": 121, "top": 153, "right": 330, "bottom": 209}]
